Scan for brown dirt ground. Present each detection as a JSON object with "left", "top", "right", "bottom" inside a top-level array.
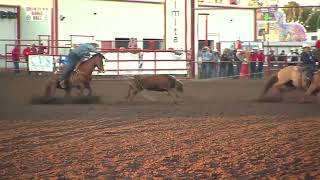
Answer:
[{"left": 0, "top": 72, "right": 319, "bottom": 179}]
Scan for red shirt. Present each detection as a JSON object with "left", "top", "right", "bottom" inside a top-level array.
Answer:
[
  {"left": 38, "top": 46, "right": 47, "bottom": 54},
  {"left": 11, "top": 47, "right": 20, "bottom": 61},
  {"left": 257, "top": 52, "right": 265, "bottom": 62},
  {"left": 249, "top": 52, "right": 258, "bottom": 62},
  {"left": 23, "top": 47, "right": 31, "bottom": 58},
  {"left": 316, "top": 40, "right": 320, "bottom": 49},
  {"left": 30, "top": 47, "right": 37, "bottom": 55}
]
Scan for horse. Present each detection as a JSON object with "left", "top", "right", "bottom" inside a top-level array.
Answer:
[
  {"left": 125, "top": 74, "right": 184, "bottom": 104},
  {"left": 259, "top": 66, "right": 310, "bottom": 100},
  {"left": 44, "top": 53, "right": 106, "bottom": 97}
]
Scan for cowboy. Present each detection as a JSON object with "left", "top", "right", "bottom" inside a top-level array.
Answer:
[
  {"left": 59, "top": 41, "right": 100, "bottom": 88},
  {"left": 300, "top": 43, "right": 316, "bottom": 81}
]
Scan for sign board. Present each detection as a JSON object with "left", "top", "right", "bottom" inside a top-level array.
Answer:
[
  {"left": 25, "top": 7, "right": 49, "bottom": 21},
  {"left": 165, "top": 0, "right": 186, "bottom": 49},
  {"left": 28, "top": 55, "right": 54, "bottom": 72}
]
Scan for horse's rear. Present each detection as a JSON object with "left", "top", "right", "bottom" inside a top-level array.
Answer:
[
  {"left": 126, "top": 74, "right": 183, "bottom": 103},
  {"left": 259, "top": 66, "right": 307, "bottom": 100}
]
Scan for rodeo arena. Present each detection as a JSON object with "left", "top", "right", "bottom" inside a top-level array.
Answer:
[{"left": 1, "top": 0, "right": 320, "bottom": 178}]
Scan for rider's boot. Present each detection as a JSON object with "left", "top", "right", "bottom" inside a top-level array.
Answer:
[{"left": 59, "top": 80, "right": 67, "bottom": 89}]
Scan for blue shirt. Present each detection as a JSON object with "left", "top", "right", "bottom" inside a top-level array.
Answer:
[
  {"left": 71, "top": 43, "right": 99, "bottom": 58},
  {"left": 201, "top": 51, "right": 213, "bottom": 61},
  {"left": 301, "top": 52, "right": 315, "bottom": 65}
]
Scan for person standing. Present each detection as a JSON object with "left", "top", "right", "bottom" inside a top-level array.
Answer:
[
  {"left": 287, "top": 48, "right": 299, "bottom": 66},
  {"left": 38, "top": 43, "right": 47, "bottom": 54},
  {"left": 233, "top": 49, "right": 242, "bottom": 79},
  {"left": 11, "top": 45, "right": 20, "bottom": 74},
  {"left": 278, "top": 50, "right": 287, "bottom": 68},
  {"left": 249, "top": 49, "right": 258, "bottom": 79},
  {"left": 200, "top": 46, "right": 213, "bottom": 79},
  {"left": 257, "top": 49, "right": 265, "bottom": 79},
  {"left": 301, "top": 43, "right": 316, "bottom": 81},
  {"left": 23, "top": 44, "right": 32, "bottom": 75}
]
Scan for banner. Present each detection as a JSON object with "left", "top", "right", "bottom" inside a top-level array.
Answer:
[
  {"left": 28, "top": 55, "right": 54, "bottom": 72},
  {"left": 165, "top": 0, "right": 186, "bottom": 50},
  {"left": 25, "top": 7, "right": 49, "bottom": 21}
]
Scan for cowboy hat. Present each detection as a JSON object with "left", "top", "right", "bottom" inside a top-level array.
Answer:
[{"left": 302, "top": 43, "right": 310, "bottom": 48}]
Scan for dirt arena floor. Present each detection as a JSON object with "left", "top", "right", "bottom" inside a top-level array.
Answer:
[{"left": 0, "top": 72, "right": 319, "bottom": 179}]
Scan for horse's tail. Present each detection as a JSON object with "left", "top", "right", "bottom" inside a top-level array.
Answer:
[{"left": 261, "top": 75, "right": 278, "bottom": 96}]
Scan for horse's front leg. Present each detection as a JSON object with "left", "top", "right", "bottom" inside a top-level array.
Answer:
[
  {"left": 85, "top": 83, "right": 92, "bottom": 96},
  {"left": 167, "top": 89, "right": 179, "bottom": 104}
]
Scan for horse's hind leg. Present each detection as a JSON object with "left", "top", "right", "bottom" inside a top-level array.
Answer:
[
  {"left": 271, "top": 82, "right": 286, "bottom": 101},
  {"left": 74, "top": 83, "right": 86, "bottom": 96}
]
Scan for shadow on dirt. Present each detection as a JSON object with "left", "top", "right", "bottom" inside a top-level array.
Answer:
[{"left": 30, "top": 96, "right": 103, "bottom": 104}]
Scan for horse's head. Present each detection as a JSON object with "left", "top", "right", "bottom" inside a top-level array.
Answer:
[{"left": 92, "top": 53, "right": 106, "bottom": 73}]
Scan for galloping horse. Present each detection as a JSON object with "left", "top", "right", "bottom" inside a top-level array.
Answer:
[
  {"left": 259, "top": 66, "right": 309, "bottom": 100},
  {"left": 126, "top": 74, "right": 184, "bottom": 104},
  {"left": 44, "top": 53, "right": 106, "bottom": 97}
]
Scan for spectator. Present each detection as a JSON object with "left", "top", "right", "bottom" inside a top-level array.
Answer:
[
  {"left": 233, "top": 49, "right": 242, "bottom": 79},
  {"left": 22, "top": 44, "right": 31, "bottom": 62},
  {"left": 212, "top": 49, "right": 220, "bottom": 78},
  {"left": 220, "top": 48, "right": 233, "bottom": 78},
  {"left": 287, "top": 48, "right": 299, "bottom": 66},
  {"left": 301, "top": 43, "right": 316, "bottom": 81},
  {"left": 128, "top": 38, "right": 138, "bottom": 49},
  {"left": 266, "top": 49, "right": 276, "bottom": 77},
  {"left": 249, "top": 49, "right": 258, "bottom": 79},
  {"left": 237, "top": 49, "right": 249, "bottom": 79},
  {"left": 30, "top": 44, "right": 38, "bottom": 55},
  {"left": 278, "top": 50, "right": 287, "bottom": 68},
  {"left": 200, "top": 46, "right": 213, "bottom": 79},
  {"left": 11, "top": 45, "right": 20, "bottom": 74},
  {"left": 38, "top": 43, "right": 47, "bottom": 54},
  {"left": 257, "top": 49, "right": 265, "bottom": 79}
]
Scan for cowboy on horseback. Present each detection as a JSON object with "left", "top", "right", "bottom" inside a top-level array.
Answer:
[
  {"left": 300, "top": 43, "right": 316, "bottom": 82},
  {"left": 59, "top": 41, "right": 100, "bottom": 89}
]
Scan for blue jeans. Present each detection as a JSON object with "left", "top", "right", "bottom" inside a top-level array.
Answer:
[
  {"left": 202, "top": 62, "right": 213, "bottom": 79},
  {"left": 13, "top": 61, "right": 20, "bottom": 73},
  {"left": 257, "top": 62, "right": 264, "bottom": 79},
  {"left": 62, "top": 52, "right": 80, "bottom": 81},
  {"left": 250, "top": 62, "right": 256, "bottom": 79}
]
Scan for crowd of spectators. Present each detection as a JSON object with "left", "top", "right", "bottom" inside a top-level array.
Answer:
[
  {"left": 198, "top": 40, "right": 320, "bottom": 80},
  {"left": 10, "top": 43, "right": 48, "bottom": 74}
]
